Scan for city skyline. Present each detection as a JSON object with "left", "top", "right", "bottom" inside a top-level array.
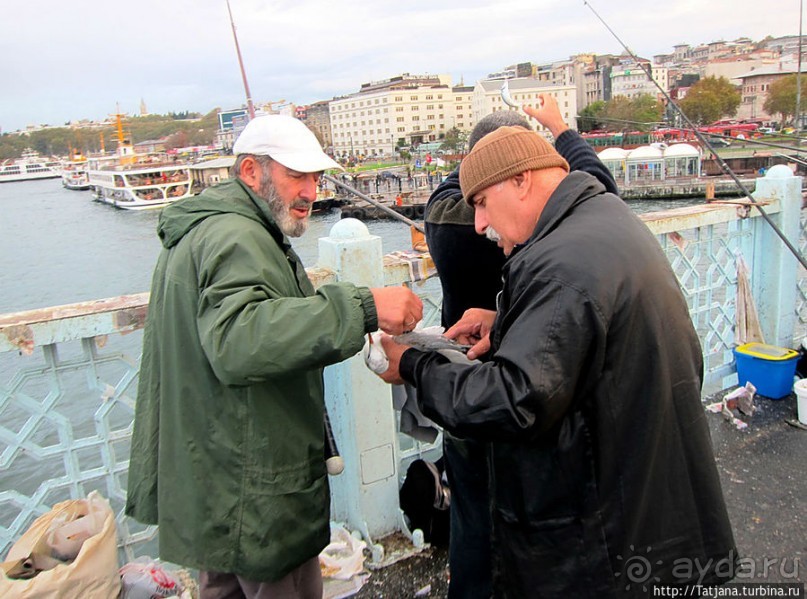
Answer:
[{"left": 0, "top": 0, "right": 802, "bottom": 133}]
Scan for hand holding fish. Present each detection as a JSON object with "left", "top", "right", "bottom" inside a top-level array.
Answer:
[
  {"left": 370, "top": 286, "right": 423, "bottom": 335},
  {"left": 445, "top": 308, "right": 496, "bottom": 360},
  {"left": 378, "top": 334, "right": 410, "bottom": 385},
  {"left": 523, "top": 93, "right": 569, "bottom": 139}
]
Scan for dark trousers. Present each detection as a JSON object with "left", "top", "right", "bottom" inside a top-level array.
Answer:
[
  {"left": 198, "top": 556, "right": 322, "bottom": 599},
  {"left": 443, "top": 432, "right": 493, "bottom": 599}
]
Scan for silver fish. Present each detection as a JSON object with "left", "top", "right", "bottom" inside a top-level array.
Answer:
[
  {"left": 500, "top": 80, "right": 519, "bottom": 108},
  {"left": 393, "top": 331, "right": 471, "bottom": 353}
]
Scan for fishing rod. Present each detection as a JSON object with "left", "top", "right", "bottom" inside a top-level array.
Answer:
[
  {"left": 323, "top": 173, "right": 425, "bottom": 233},
  {"left": 780, "top": 153, "right": 807, "bottom": 168},
  {"left": 583, "top": 1, "right": 807, "bottom": 270}
]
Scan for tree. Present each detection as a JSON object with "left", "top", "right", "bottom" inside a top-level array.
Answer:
[
  {"left": 598, "top": 95, "right": 663, "bottom": 132},
  {"left": 601, "top": 96, "right": 634, "bottom": 131},
  {"left": 764, "top": 74, "right": 807, "bottom": 126},
  {"left": 578, "top": 101, "right": 606, "bottom": 132},
  {"left": 439, "top": 127, "right": 468, "bottom": 153},
  {"left": 630, "top": 94, "right": 665, "bottom": 130},
  {"left": 679, "top": 76, "right": 740, "bottom": 125},
  {"left": 164, "top": 130, "right": 190, "bottom": 150},
  {"left": 0, "top": 109, "right": 221, "bottom": 158}
]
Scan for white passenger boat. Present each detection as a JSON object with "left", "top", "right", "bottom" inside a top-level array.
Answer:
[
  {"left": 61, "top": 151, "right": 91, "bottom": 191},
  {"left": 0, "top": 149, "right": 61, "bottom": 183},
  {"left": 87, "top": 115, "right": 192, "bottom": 210}
]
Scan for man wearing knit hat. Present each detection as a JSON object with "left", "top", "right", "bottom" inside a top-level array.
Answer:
[
  {"left": 423, "top": 98, "right": 618, "bottom": 599},
  {"left": 378, "top": 126, "right": 736, "bottom": 596},
  {"left": 127, "top": 114, "right": 423, "bottom": 598}
]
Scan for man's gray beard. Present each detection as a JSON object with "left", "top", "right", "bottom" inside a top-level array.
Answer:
[
  {"left": 257, "top": 171, "right": 310, "bottom": 238},
  {"left": 486, "top": 226, "right": 501, "bottom": 243}
]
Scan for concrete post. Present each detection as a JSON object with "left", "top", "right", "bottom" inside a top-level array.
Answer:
[
  {"left": 317, "top": 219, "right": 403, "bottom": 549},
  {"left": 750, "top": 165, "right": 803, "bottom": 349}
]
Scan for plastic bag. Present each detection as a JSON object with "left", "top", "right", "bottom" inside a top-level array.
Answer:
[
  {"left": 318, "top": 524, "right": 366, "bottom": 580},
  {"left": 0, "top": 491, "right": 120, "bottom": 598},
  {"left": 119, "top": 557, "right": 185, "bottom": 599}
]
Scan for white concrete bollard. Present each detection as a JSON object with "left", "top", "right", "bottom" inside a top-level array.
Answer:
[
  {"left": 318, "top": 219, "right": 403, "bottom": 545},
  {"left": 750, "top": 165, "right": 802, "bottom": 349}
]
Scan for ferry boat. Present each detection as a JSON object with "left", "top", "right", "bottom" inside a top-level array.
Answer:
[
  {"left": 61, "top": 150, "right": 91, "bottom": 191},
  {"left": 87, "top": 114, "right": 192, "bottom": 210},
  {"left": 0, "top": 149, "right": 61, "bottom": 183}
]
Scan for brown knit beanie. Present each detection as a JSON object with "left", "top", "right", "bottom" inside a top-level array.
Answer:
[{"left": 460, "top": 126, "right": 569, "bottom": 202}]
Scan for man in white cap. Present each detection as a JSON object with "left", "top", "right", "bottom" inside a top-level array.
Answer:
[{"left": 126, "top": 115, "right": 422, "bottom": 598}]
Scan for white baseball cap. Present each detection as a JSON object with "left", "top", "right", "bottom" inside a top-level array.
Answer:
[{"left": 232, "top": 115, "right": 342, "bottom": 172}]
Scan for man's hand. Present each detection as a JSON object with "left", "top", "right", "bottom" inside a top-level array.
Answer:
[
  {"left": 378, "top": 334, "right": 410, "bottom": 385},
  {"left": 370, "top": 286, "right": 423, "bottom": 335},
  {"left": 445, "top": 308, "right": 496, "bottom": 360},
  {"left": 524, "top": 94, "right": 569, "bottom": 139}
]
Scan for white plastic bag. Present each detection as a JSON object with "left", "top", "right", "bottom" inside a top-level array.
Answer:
[
  {"left": 119, "top": 557, "right": 186, "bottom": 599},
  {"left": 318, "top": 524, "right": 366, "bottom": 580}
]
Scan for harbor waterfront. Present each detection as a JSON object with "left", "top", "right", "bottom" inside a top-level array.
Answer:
[
  {"left": 1, "top": 176, "right": 805, "bottom": 594},
  {"left": 0, "top": 178, "right": 707, "bottom": 314}
]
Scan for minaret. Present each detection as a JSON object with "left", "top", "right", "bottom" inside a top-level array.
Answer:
[{"left": 140, "top": 98, "right": 148, "bottom": 116}]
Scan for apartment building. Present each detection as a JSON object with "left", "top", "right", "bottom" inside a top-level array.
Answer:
[
  {"left": 582, "top": 54, "right": 622, "bottom": 107},
  {"left": 302, "top": 101, "right": 333, "bottom": 154},
  {"left": 704, "top": 53, "right": 781, "bottom": 81},
  {"left": 328, "top": 74, "right": 480, "bottom": 158},
  {"left": 610, "top": 59, "right": 669, "bottom": 100},
  {"left": 472, "top": 78, "right": 578, "bottom": 138},
  {"left": 733, "top": 61, "right": 807, "bottom": 122},
  {"left": 452, "top": 84, "right": 475, "bottom": 133},
  {"left": 762, "top": 35, "right": 807, "bottom": 59}
]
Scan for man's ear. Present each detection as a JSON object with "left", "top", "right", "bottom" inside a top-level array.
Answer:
[
  {"left": 513, "top": 170, "right": 531, "bottom": 199},
  {"left": 238, "top": 156, "right": 262, "bottom": 191}
]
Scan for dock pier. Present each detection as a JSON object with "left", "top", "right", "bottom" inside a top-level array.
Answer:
[{"left": 338, "top": 190, "right": 430, "bottom": 220}]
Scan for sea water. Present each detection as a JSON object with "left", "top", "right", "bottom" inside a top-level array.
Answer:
[{"left": 0, "top": 179, "right": 703, "bottom": 314}]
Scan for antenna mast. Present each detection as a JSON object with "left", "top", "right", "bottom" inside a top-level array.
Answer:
[{"left": 227, "top": 0, "right": 255, "bottom": 120}]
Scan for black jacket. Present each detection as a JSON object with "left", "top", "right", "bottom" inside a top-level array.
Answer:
[
  {"left": 425, "top": 129, "right": 618, "bottom": 327},
  {"left": 404, "top": 172, "right": 736, "bottom": 597}
]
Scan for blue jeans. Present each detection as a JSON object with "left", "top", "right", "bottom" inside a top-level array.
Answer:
[{"left": 443, "top": 432, "right": 493, "bottom": 599}]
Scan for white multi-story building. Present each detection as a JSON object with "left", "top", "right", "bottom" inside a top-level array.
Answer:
[
  {"left": 610, "top": 60, "right": 668, "bottom": 100},
  {"left": 581, "top": 54, "right": 622, "bottom": 107},
  {"left": 472, "top": 78, "right": 578, "bottom": 139},
  {"left": 328, "top": 74, "right": 476, "bottom": 158},
  {"left": 530, "top": 55, "right": 595, "bottom": 110},
  {"left": 451, "top": 85, "right": 475, "bottom": 133}
]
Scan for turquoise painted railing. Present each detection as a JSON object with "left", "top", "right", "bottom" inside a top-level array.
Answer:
[{"left": 0, "top": 167, "right": 803, "bottom": 563}]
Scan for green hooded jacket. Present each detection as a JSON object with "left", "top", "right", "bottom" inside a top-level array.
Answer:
[{"left": 125, "top": 178, "right": 378, "bottom": 581}]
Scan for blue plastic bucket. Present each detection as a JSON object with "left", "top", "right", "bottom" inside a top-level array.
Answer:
[{"left": 734, "top": 343, "right": 799, "bottom": 399}]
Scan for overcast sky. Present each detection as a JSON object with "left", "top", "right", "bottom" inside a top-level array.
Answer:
[{"left": 0, "top": 0, "right": 801, "bottom": 132}]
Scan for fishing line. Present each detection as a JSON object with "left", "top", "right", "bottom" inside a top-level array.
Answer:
[
  {"left": 583, "top": 0, "right": 807, "bottom": 270},
  {"left": 324, "top": 173, "right": 425, "bottom": 233}
]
